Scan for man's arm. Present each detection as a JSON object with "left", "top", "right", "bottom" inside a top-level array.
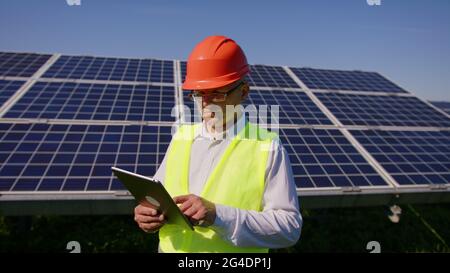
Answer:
[
  {"left": 134, "top": 139, "right": 172, "bottom": 233},
  {"left": 211, "top": 139, "right": 302, "bottom": 248}
]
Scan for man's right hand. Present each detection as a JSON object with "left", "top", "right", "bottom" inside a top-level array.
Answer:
[{"left": 134, "top": 205, "right": 166, "bottom": 233}]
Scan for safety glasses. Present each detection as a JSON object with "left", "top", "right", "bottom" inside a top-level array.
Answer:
[{"left": 188, "top": 81, "right": 244, "bottom": 103}]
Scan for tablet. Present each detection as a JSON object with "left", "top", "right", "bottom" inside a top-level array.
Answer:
[{"left": 111, "top": 166, "right": 194, "bottom": 231}]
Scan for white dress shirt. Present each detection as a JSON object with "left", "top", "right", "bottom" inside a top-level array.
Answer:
[{"left": 153, "top": 115, "right": 302, "bottom": 249}]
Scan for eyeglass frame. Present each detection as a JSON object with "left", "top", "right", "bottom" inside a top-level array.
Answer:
[{"left": 188, "top": 81, "right": 245, "bottom": 102}]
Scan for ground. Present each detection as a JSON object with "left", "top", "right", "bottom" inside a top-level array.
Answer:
[{"left": 1, "top": 203, "right": 449, "bottom": 253}]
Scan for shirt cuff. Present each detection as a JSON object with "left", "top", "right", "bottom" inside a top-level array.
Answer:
[{"left": 212, "top": 203, "right": 237, "bottom": 234}]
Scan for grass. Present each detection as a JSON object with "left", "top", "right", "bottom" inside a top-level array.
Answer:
[{"left": 1, "top": 203, "right": 449, "bottom": 253}]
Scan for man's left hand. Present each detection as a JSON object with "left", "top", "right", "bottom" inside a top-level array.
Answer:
[{"left": 174, "top": 194, "right": 216, "bottom": 227}]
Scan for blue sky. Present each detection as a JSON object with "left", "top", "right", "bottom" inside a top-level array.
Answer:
[{"left": 0, "top": 0, "right": 449, "bottom": 101}]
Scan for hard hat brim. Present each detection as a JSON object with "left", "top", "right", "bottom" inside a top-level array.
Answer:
[{"left": 182, "top": 78, "right": 242, "bottom": 91}]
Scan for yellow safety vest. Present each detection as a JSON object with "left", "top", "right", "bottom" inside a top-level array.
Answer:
[{"left": 159, "top": 122, "right": 277, "bottom": 253}]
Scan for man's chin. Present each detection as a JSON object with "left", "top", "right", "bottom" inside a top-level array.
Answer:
[{"left": 204, "top": 117, "right": 217, "bottom": 125}]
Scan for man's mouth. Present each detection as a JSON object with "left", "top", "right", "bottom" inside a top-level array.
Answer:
[{"left": 202, "top": 109, "right": 215, "bottom": 118}]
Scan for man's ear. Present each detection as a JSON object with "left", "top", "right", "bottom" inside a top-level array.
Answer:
[{"left": 241, "top": 82, "right": 250, "bottom": 100}]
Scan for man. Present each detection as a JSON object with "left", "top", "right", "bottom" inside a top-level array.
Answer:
[{"left": 134, "top": 35, "right": 302, "bottom": 253}]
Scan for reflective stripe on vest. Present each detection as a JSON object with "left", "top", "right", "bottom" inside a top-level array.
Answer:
[{"left": 159, "top": 122, "right": 277, "bottom": 253}]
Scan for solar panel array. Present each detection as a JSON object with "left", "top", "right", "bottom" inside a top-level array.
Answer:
[{"left": 1, "top": 51, "right": 449, "bottom": 204}]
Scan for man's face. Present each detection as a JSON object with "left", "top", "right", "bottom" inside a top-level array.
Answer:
[{"left": 192, "top": 81, "right": 249, "bottom": 128}]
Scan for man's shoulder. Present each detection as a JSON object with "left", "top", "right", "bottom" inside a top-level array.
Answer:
[{"left": 244, "top": 123, "right": 279, "bottom": 142}]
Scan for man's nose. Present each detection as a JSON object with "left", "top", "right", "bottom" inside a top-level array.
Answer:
[{"left": 202, "top": 97, "right": 212, "bottom": 107}]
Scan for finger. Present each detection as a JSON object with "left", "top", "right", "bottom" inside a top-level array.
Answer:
[
  {"left": 137, "top": 206, "right": 159, "bottom": 216},
  {"left": 139, "top": 222, "right": 164, "bottom": 232},
  {"left": 179, "top": 199, "right": 195, "bottom": 213},
  {"left": 140, "top": 220, "right": 165, "bottom": 230},
  {"left": 136, "top": 214, "right": 163, "bottom": 224},
  {"left": 183, "top": 203, "right": 201, "bottom": 218},
  {"left": 191, "top": 209, "right": 206, "bottom": 221},
  {"left": 174, "top": 194, "right": 192, "bottom": 204}
]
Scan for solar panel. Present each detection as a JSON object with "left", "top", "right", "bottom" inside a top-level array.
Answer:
[
  {"left": 315, "top": 93, "right": 450, "bottom": 127},
  {"left": 290, "top": 67, "right": 407, "bottom": 93},
  {"left": 180, "top": 89, "right": 332, "bottom": 125},
  {"left": 3, "top": 81, "right": 176, "bottom": 122},
  {"left": 351, "top": 129, "right": 450, "bottom": 186},
  {"left": 247, "top": 65, "right": 300, "bottom": 88},
  {"left": 0, "top": 123, "right": 172, "bottom": 191},
  {"left": 245, "top": 89, "right": 332, "bottom": 125},
  {"left": 42, "top": 55, "right": 174, "bottom": 83},
  {"left": 430, "top": 101, "right": 450, "bottom": 115},
  {"left": 0, "top": 80, "right": 25, "bottom": 107},
  {"left": 0, "top": 52, "right": 51, "bottom": 77},
  {"left": 180, "top": 61, "right": 300, "bottom": 88},
  {"left": 279, "top": 128, "right": 388, "bottom": 188}
]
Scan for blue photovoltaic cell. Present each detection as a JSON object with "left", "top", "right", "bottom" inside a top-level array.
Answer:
[
  {"left": 180, "top": 61, "right": 187, "bottom": 83},
  {"left": 181, "top": 89, "right": 332, "bottom": 125},
  {"left": 245, "top": 89, "right": 332, "bottom": 125},
  {"left": 351, "top": 130, "right": 450, "bottom": 186},
  {"left": 290, "top": 67, "right": 407, "bottom": 93},
  {"left": 279, "top": 128, "right": 388, "bottom": 188},
  {"left": 0, "top": 52, "right": 51, "bottom": 77},
  {"left": 430, "top": 101, "right": 450, "bottom": 115},
  {"left": 0, "top": 80, "right": 25, "bottom": 107},
  {"left": 180, "top": 61, "right": 300, "bottom": 88},
  {"left": 246, "top": 65, "right": 300, "bottom": 88},
  {"left": 0, "top": 123, "right": 172, "bottom": 191},
  {"left": 43, "top": 55, "right": 174, "bottom": 83},
  {"left": 3, "top": 81, "right": 176, "bottom": 122},
  {"left": 315, "top": 93, "right": 450, "bottom": 127}
]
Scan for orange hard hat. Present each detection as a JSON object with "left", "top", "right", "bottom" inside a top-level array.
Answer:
[{"left": 182, "top": 35, "right": 249, "bottom": 91}]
